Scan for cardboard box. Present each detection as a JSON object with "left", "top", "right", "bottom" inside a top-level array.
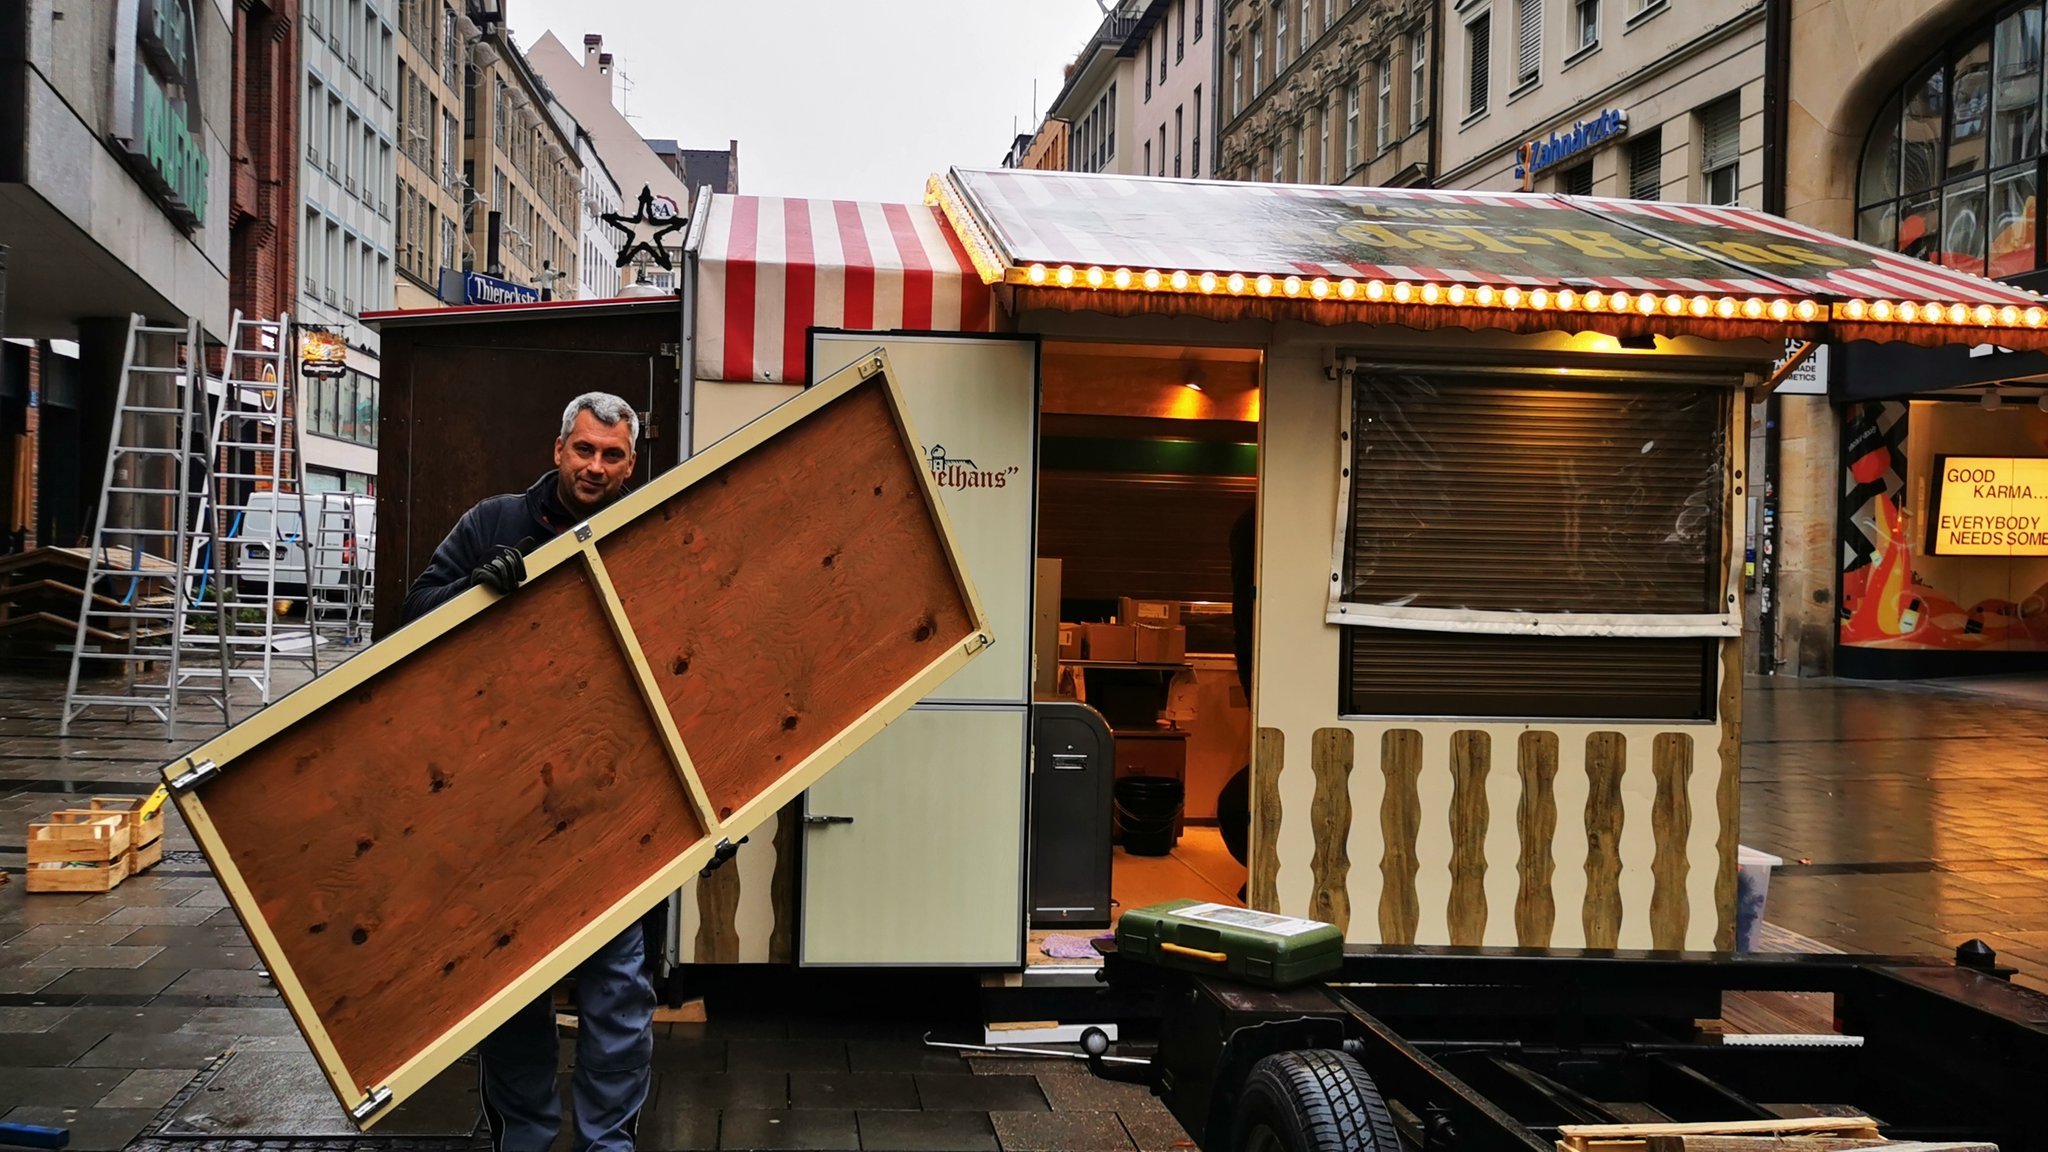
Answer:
[
  {"left": 1118, "top": 597, "right": 1181, "bottom": 627},
  {"left": 1083, "top": 623, "right": 1136, "bottom": 663},
  {"left": 1058, "top": 622, "right": 1084, "bottom": 661},
  {"left": 1133, "top": 624, "right": 1186, "bottom": 664}
]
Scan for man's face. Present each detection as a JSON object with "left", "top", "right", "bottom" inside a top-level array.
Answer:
[{"left": 553, "top": 410, "right": 637, "bottom": 515}]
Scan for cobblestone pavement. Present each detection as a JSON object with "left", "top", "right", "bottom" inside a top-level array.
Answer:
[{"left": 5, "top": 665, "right": 2048, "bottom": 1149}]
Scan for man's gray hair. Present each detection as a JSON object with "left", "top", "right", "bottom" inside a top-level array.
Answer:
[{"left": 560, "top": 392, "right": 639, "bottom": 444}]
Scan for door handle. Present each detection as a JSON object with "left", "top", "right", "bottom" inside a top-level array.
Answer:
[{"left": 803, "top": 814, "right": 855, "bottom": 826}]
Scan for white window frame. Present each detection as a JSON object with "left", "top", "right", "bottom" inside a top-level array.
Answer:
[
  {"left": 1276, "top": 6, "right": 1289, "bottom": 71},
  {"left": 1467, "top": 13, "right": 1491, "bottom": 117},
  {"left": 1320, "top": 102, "right": 1332, "bottom": 181},
  {"left": 1252, "top": 23, "right": 1264, "bottom": 94},
  {"left": 1411, "top": 30, "right": 1427, "bottom": 128},
  {"left": 1576, "top": 0, "right": 1600, "bottom": 49},
  {"left": 1516, "top": 0, "right": 1542, "bottom": 86},
  {"left": 1192, "top": 84, "right": 1203, "bottom": 176},
  {"left": 1376, "top": 54, "right": 1393, "bottom": 150},
  {"left": 1231, "top": 47, "right": 1243, "bottom": 116},
  {"left": 1345, "top": 83, "right": 1360, "bottom": 169},
  {"left": 1295, "top": 118, "right": 1307, "bottom": 182}
]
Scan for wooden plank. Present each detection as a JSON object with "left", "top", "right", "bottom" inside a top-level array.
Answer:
[
  {"left": 768, "top": 801, "right": 798, "bottom": 964},
  {"left": 1583, "top": 732, "right": 1627, "bottom": 950},
  {"left": 1651, "top": 732, "right": 1694, "bottom": 950},
  {"left": 695, "top": 855, "right": 741, "bottom": 965},
  {"left": 1715, "top": 634, "right": 1743, "bottom": 951},
  {"left": 1515, "top": 731, "right": 1559, "bottom": 948},
  {"left": 1379, "top": 729, "right": 1423, "bottom": 946},
  {"left": 1307, "top": 727, "right": 1353, "bottom": 933},
  {"left": 1559, "top": 1118, "right": 1879, "bottom": 1140},
  {"left": 1250, "top": 727, "right": 1283, "bottom": 912},
  {"left": 1447, "top": 730, "right": 1490, "bottom": 946}
]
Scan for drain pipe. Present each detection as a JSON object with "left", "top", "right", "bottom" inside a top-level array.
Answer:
[{"left": 1757, "top": 0, "right": 1792, "bottom": 675}]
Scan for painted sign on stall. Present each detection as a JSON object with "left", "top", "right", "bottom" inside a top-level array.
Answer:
[{"left": 1927, "top": 456, "right": 2048, "bottom": 555}]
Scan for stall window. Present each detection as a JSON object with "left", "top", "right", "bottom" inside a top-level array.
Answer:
[{"left": 1335, "top": 370, "right": 1730, "bottom": 721}]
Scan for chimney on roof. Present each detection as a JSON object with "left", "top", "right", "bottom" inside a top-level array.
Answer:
[{"left": 598, "top": 52, "right": 612, "bottom": 75}]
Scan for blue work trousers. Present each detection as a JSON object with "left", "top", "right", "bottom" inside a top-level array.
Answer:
[{"left": 477, "top": 922, "right": 655, "bottom": 1152}]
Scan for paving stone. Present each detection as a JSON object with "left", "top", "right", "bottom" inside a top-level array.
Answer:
[
  {"left": 0, "top": 902, "right": 110, "bottom": 926},
  {"left": 136, "top": 946, "right": 260, "bottom": 970},
  {"left": 0, "top": 1104, "right": 159, "bottom": 1152},
  {"left": 25, "top": 944, "right": 165, "bottom": 969},
  {"left": 95, "top": 1067, "right": 198, "bottom": 1109},
  {"left": 101, "top": 905, "right": 221, "bottom": 926},
  {"left": 789, "top": 1072, "right": 918, "bottom": 1110},
  {"left": 0, "top": 1066, "right": 130, "bottom": 1109},
  {"left": 176, "top": 888, "right": 232, "bottom": 908},
  {"left": 107, "top": 924, "right": 252, "bottom": 948},
  {"left": 651, "top": 1037, "right": 726, "bottom": 1074},
  {"left": 36, "top": 967, "right": 182, "bottom": 997},
  {"left": 849, "top": 1040, "right": 973, "bottom": 1075},
  {"left": 856, "top": 1109, "right": 1000, "bottom": 1152},
  {"left": 1036, "top": 1073, "right": 1163, "bottom": 1113},
  {"left": 160, "top": 967, "right": 276, "bottom": 997},
  {"left": 0, "top": 923, "right": 144, "bottom": 950},
  {"left": 53, "top": 1005, "right": 191, "bottom": 1035},
  {"left": 635, "top": 1105, "right": 718, "bottom": 1151},
  {"left": 671, "top": 1015, "right": 790, "bottom": 1041},
  {"left": 174, "top": 1006, "right": 302, "bottom": 1036},
  {"left": 915, "top": 1075, "right": 1049, "bottom": 1112},
  {"left": 726, "top": 1038, "right": 849, "bottom": 1073},
  {"left": 989, "top": 1109, "right": 1134, "bottom": 1151},
  {"left": 657, "top": 1071, "right": 789, "bottom": 1110},
  {"left": 966, "top": 1057, "right": 1088, "bottom": 1078},
  {"left": 1116, "top": 1109, "right": 1198, "bottom": 1151},
  {"left": 72, "top": 1029, "right": 231, "bottom": 1068},
  {"left": 0, "top": 1026, "right": 110, "bottom": 1067},
  {"left": 0, "top": 967, "right": 63, "bottom": 993},
  {"left": 716, "top": 1108, "right": 858, "bottom": 1151}
]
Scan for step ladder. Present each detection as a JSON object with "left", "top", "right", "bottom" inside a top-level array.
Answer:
[
  {"left": 184, "top": 311, "right": 321, "bottom": 705},
  {"left": 59, "top": 315, "right": 232, "bottom": 740},
  {"left": 307, "top": 492, "right": 373, "bottom": 648}
]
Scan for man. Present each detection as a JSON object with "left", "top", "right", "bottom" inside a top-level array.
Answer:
[{"left": 399, "top": 392, "right": 653, "bottom": 1152}]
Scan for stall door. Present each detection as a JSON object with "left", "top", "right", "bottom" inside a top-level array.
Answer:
[{"left": 800, "top": 332, "right": 1038, "bottom": 966}]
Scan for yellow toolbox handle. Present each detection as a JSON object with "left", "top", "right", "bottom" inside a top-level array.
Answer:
[{"left": 1160, "top": 941, "right": 1230, "bottom": 964}]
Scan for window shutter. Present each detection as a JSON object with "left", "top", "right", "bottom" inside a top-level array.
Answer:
[
  {"left": 1469, "top": 15, "right": 1491, "bottom": 111},
  {"left": 1629, "top": 129, "right": 1662, "bottom": 199},
  {"left": 1702, "top": 97, "right": 1741, "bottom": 171},
  {"left": 1518, "top": 0, "right": 1542, "bottom": 82},
  {"left": 1561, "top": 161, "right": 1592, "bottom": 195}
]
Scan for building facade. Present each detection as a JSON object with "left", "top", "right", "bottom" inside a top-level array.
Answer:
[
  {"left": 463, "top": 18, "right": 580, "bottom": 299},
  {"left": 1133, "top": 0, "right": 1218, "bottom": 180},
  {"left": 232, "top": 0, "right": 304, "bottom": 334},
  {"left": 1771, "top": 0, "right": 2048, "bottom": 679},
  {"left": 392, "top": 0, "right": 471, "bottom": 313},
  {"left": 1047, "top": 3, "right": 1145, "bottom": 175},
  {"left": 576, "top": 129, "right": 622, "bottom": 301},
  {"left": 1437, "top": 0, "right": 1765, "bottom": 206},
  {"left": 299, "top": 0, "right": 398, "bottom": 493},
  {"left": 1, "top": 0, "right": 235, "bottom": 553},
  {"left": 649, "top": 137, "right": 741, "bottom": 206},
  {"left": 1216, "top": 0, "right": 1434, "bottom": 187}
]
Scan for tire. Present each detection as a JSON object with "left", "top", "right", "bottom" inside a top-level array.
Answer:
[{"left": 1230, "top": 1049, "right": 1401, "bottom": 1152}]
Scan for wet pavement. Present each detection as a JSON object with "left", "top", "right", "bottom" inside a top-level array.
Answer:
[{"left": 3, "top": 664, "right": 2048, "bottom": 1148}]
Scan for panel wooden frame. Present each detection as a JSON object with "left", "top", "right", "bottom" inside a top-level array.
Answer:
[{"left": 163, "top": 351, "right": 991, "bottom": 1129}]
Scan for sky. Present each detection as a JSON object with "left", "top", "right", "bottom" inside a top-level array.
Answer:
[{"left": 506, "top": 0, "right": 1113, "bottom": 203}]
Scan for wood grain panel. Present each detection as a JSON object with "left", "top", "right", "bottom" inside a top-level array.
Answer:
[
  {"left": 1716, "top": 635, "right": 1742, "bottom": 951},
  {"left": 1251, "top": 727, "right": 1283, "bottom": 912},
  {"left": 202, "top": 560, "right": 702, "bottom": 1087},
  {"left": 1583, "top": 732, "right": 1627, "bottom": 950},
  {"left": 768, "top": 802, "right": 798, "bottom": 964},
  {"left": 1308, "top": 728, "right": 1353, "bottom": 933},
  {"left": 1515, "top": 732, "right": 1559, "bottom": 947},
  {"left": 599, "top": 384, "right": 977, "bottom": 820},
  {"left": 1447, "top": 731, "right": 1491, "bottom": 946},
  {"left": 1378, "top": 729, "right": 1422, "bottom": 945},
  {"left": 1651, "top": 732, "right": 1694, "bottom": 950},
  {"left": 695, "top": 857, "right": 741, "bottom": 964}
]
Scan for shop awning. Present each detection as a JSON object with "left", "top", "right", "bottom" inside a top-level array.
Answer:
[
  {"left": 928, "top": 168, "right": 2048, "bottom": 351},
  {"left": 691, "top": 196, "right": 998, "bottom": 384}
]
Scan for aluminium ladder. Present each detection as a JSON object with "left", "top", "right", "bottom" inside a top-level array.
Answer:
[
  {"left": 59, "top": 315, "right": 231, "bottom": 740},
  {"left": 307, "top": 492, "right": 372, "bottom": 648}
]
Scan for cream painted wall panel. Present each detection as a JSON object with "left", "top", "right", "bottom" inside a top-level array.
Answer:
[
  {"left": 1615, "top": 733, "right": 1658, "bottom": 949},
  {"left": 733, "top": 822, "right": 779, "bottom": 963},
  {"left": 1414, "top": 732, "right": 1455, "bottom": 944},
  {"left": 694, "top": 381, "right": 802, "bottom": 450},
  {"left": 1480, "top": 725, "right": 1529, "bottom": 947},
  {"left": 1687, "top": 731, "right": 1724, "bottom": 946},
  {"left": 1549, "top": 732, "right": 1592, "bottom": 948},
  {"left": 1341, "top": 721, "right": 1390, "bottom": 939}
]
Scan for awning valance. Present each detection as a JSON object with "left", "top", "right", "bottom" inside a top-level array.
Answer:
[
  {"left": 928, "top": 168, "right": 2048, "bottom": 351},
  {"left": 690, "top": 195, "right": 998, "bottom": 384}
]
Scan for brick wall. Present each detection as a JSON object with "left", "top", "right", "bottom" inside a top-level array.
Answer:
[{"left": 231, "top": 0, "right": 299, "bottom": 326}]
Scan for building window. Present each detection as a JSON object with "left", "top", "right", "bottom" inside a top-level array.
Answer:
[
  {"left": 1195, "top": 0, "right": 1203, "bottom": 41},
  {"left": 1858, "top": 7, "right": 2041, "bottom": 278},
  {"left": 1300, "top": 0, "right": 1313, "bottom": 53},
  {"left": 1700, "top": 94, "right": 1741, "bottom": 205},
  {"left": 1294, "top": 118, "right": 1307, "bottom": 182},
  {"left": 1468, "top": 13, "right": 1491, "bottom": 116},
  {"left": 1320, "top": 102, "right": 1332, "bottom": 181},
  {"left": 1410, "top": 30, "right": 1427, "bottom": 130},
  {"left": 1276, "top": 7, "right": 1289, "bottom": 72},
  {"left": 1337, "top": 371, "right": 1728, "bottom": 721},
  {"left": 1628, "top": 128, "right": 1661, "bottom": 199},
  {"left": 1175, "top": 105, "right": 1184, "bottom": 177},
  {"left": 1559, "top": 160, "right": 1592, "bottom": 195},
  {"left": 1346, "top": 83, "right": 1360, "bottom": 169},
  {"left": 1376, "top": 55, "right": 1393, "bottom": 150},
  {"left": 1145, "top": 139, "right": 1153, "bottom": 176},
  {"left": 1159, "top": 124, "right": 1167, "bottom": 176},
  {"left": 1193, "top": 85, "right": 1203, "bottom": 176},
  {"left": 1231, "top": 47, "right": 1243, "bottom": 116},
  {"left": 1252, "top": 23, "right": 1264, "bottom": 94},
  {"left": 1576, "top": 0, "right": 1599, "bottom": 49},
  {"left": 1146, "top": 39, "right": 1154, "bottom": 100},
  {"left": 1177, "top": 0, "right": 1186, "bottom": 61},
  {"left": 1272, "top": 140, "right": 1283, "bottom": 182},
  {"left": 1516, "top": 0, "right": 1542, "bottom": 86}
]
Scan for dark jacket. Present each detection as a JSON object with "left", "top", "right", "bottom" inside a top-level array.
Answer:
[{"left": 398, "top": 469, "right": 613, "bottom": 626}]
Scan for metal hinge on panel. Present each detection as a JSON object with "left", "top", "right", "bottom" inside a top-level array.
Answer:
[
  {"left": 856, "top": 355, "right": 883, "bottom": 379},
  {"left": 965, "top": 633, "right": 993, "bottom": 655},
  {"left": 574, "top": 524, "right": 593, "bottom": 543},
  {"left": 349, "top": 1085, "right": 393, "bottom": 1124},
  {"left": 168, "top": 758, "right": 219, "bottom": 793}
]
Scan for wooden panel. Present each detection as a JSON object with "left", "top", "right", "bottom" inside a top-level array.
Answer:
[
  {"left": 695, "top": 856, "right": 742, "bottom": 964},
  {"left": 1715, "top": 635, "right": 1742, "bottom": 951},
  {"left": 1251, "top": 727, "right": 1283, "bottom": 911},
  {"left": 1042, "top": 352, "right": 1260, "bottom": 422},
  {"left": 1036, "top": 471, "right": 1255, "bottom": 603},
  {"left": 1583, "top": 732, "right": 1627, "bottom": 950},
  {"left": 768, "top": 803, "right": 798, "bottom": 964},
  {"left": 1651, "top": 733, "right": 1695, "bottom": 950},
  {"left": 1447, "top": 731, "right": 1491, "bottom": 947},
  {"left": 1307, "top": 728, "right": 1353, "bottom": 933},
  {"left": 201, "top": 559, "right": 700, "bottom": 1088},
  {"left": 1515, "top": 732, "right": 1559, "bottom": 948},
  {"left": 1378, "top": 729, "right": 1422, "bottom": 945},
  {"left": 598, "top": 384, "right": 976, "bottom": 820}
]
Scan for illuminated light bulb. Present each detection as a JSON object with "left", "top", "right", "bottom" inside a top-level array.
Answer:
[
  {"left": 1556, "top": 289, "right": 1577, "bottom": 311},
  {"left": 2027, "top": 306, "right": 2046, "bottom": 327},
  {"left": 1530, "top": 288, "right": 1552, "bottom": 310},
  {"left": 1870, "top": 300, "right": 1894, "bottom": 321},
  {"left": 1843, "top": 299, "right": 1868, "bottom": 320},
  {"left": 1924, "top": 302, "right": 1943, "bottom": 321},
  {"left": 1027, "top": 264, "right": 1049, "bottom": 285},
  {"left": 1198, "top": 271, "right": 1220, "bottom": 293},
  {"left": 1637, "top": 294, "right": 1659, "bottom": 315},
  {"left": 1663, "top": 294, "right": 1686, "bottom": 316},
  {"left": 1610, "top": 291, "right": 1632, "bottom": 313},
  {"left": 1171, "top": 270, "right": 1191, "bottom": 292},
  {"left": 1254, "top": 274, "right": 1275, "bottom": 296},
  {"left": 1974, "top": 304, "right": 1995, "bottom": 325},
  {"left": 1899, "top": 302, "right": 1920, "bottom": 322},
  {"left": 1420, "top": 283, "right": 1442, "bottom": 305},
  {"left": 1768, "top": 299, "right": 1792, "bottom": 322},
  {"left": 1689, "top": 296, "right": 1712, "bottom": 317},
  {"left": 1056, "top": 265, "right": 1077, "bottom": 287},
  {"left": 1742, "top": 298, "right": 1766, "bottom": 319},
  {"left": 1391, "top": 282, "right": 1414, "bottom": 303},
  {"left": 1144, "top": 270, "right": 1164, "bottom": 291},
  {"left": 1226, "top": 272, "right": 1248, "bottom": 294},
  {"left": 1284, "top": 276, "right": 1303, "bottom": 297},
  {"left": 1338, "top": 278, "right": 1359, "bottom": 299},
  {"left": 1475, "top": 285, "right": 1497, "bottom": 307},
  {"left": 1796, "top": 300, "right": 1822, "bottom": 322},
  {"left": 1085, "top": 266, "right": 1106, "bottom": 288},
  {"left": 1365, "top": 279, "right": 1387, "bottom": 301},
  {"left": 1112, "top": 268, "right": 1133, "bottom": 289},
  {"left": 1715, "top": 297, "right": 1738, "bottom": 319},
  {"left": 1448, "top": 284, "right": 1470, "bottom": 306},
  {"left": 2001, "top": 305, "right": 2021, "bottom": 325},
  {"left": 1503, "top": 286, "right": 1525, "bottom": 308},
  {"left": 1584, "top": 289, "right": 1605, "bottom": 311},
  {"left": 1311, "top": 278, "right": 1331, "bottom": 299},
  {"left": 1948, "top": 303, "right": 1969, "bottom": 324}
]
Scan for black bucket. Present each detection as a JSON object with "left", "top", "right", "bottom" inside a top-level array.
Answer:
[{"left": 1114, "top": 775, "right": 1183, "bottom": 857}]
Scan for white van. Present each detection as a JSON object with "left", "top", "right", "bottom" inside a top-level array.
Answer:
[{"left": 222, "top": 490, "right": 376, "bottom": 606}]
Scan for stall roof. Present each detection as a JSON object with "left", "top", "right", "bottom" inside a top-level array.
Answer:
[
  {"left": 928, "top": 168, "right": 2048, "bottom": 351},
  {"left": 689, "top": 195, "right": 996, "bottom": 384}
]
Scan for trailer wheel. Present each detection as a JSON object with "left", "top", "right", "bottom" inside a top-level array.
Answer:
[{"left": 1231, "top": 1049, "right": 1400, "bottom": 1152}]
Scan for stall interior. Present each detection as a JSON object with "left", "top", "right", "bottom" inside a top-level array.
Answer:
[{"left": 1026, "top": 340, "right": 1260, "bottom": 962}]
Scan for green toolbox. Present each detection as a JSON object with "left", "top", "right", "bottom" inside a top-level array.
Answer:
[{"left": 1115, "top": 899, "right": 1344, "bottom": 988}]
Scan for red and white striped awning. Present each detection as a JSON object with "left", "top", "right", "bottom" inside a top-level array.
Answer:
[{"left": 692, "top": 196, "right": 999, "bottom": 384}]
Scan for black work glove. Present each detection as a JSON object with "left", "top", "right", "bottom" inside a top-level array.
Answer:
[{"left": 471, "top": 540, "right": 530, "bottom": 596}]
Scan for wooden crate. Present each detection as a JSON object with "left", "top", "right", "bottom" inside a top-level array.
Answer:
[
  {"left": 83, "top": 795, "right": 165, "bottom": 875},
  {"left": 26, "top": 813, "right": 133, "bottom": 893}
]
